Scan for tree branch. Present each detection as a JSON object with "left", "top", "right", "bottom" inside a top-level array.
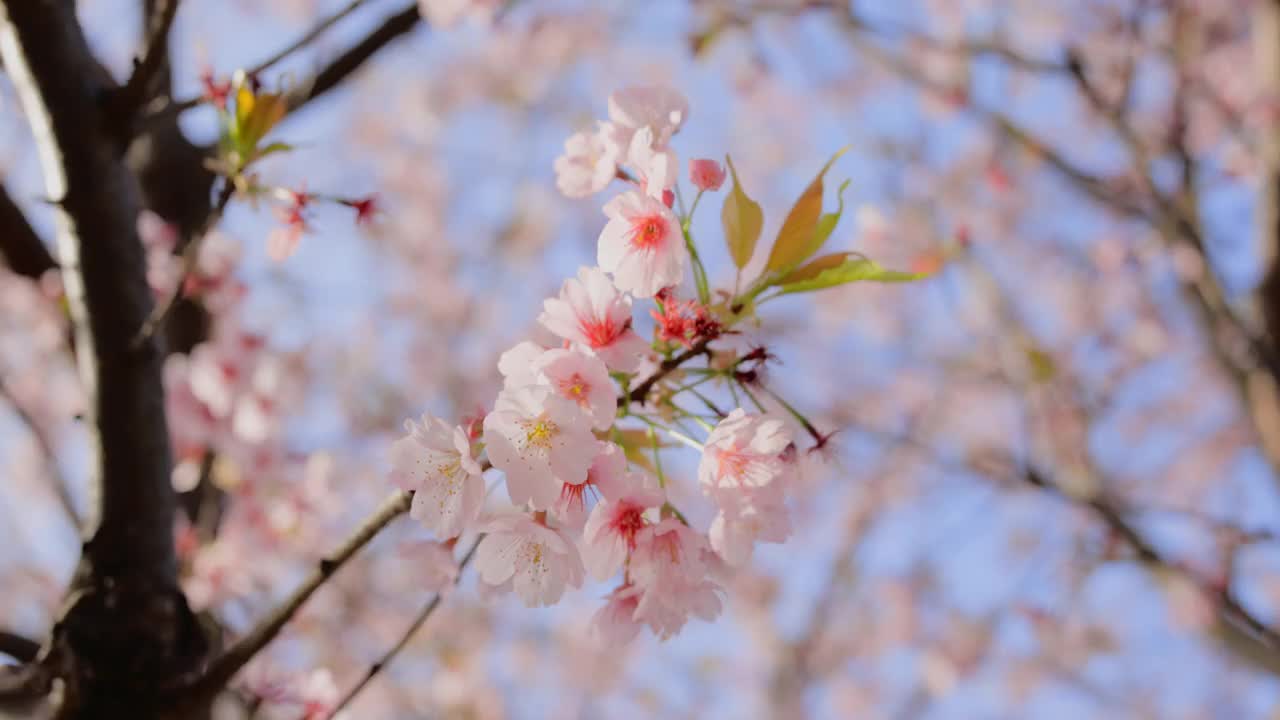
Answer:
[
  {"left": 1255, "top": 0, "right": 1280, "bottom": 387},
  {"left": 0, "top": 630, "right": 39, "bottom": 663},
  {"left": 189, "top": 490, "right": 413, "bottom": 698},
  {"left": 1020, "top": 465, "right": 1280, "bottom": 658},
  {"left": 116, "top": 0, "right": 179, "bottom": 122},
  {"left": 0, "top": 374, "right": 78, "bottom": 527},
  {"left": 0, "top": 662, "right": 51, "bottom": 710},
  {"left": 283, "top": 2, "right": 421, "bottom": 115},
  {"left": 327, "top": 537, "right": 483, "bottom": 718},
  {"left": 828, "top": 7, "right": 1280, "bottom": 486},
  {"left": 0, "top": 183, "right": 55, "bottom": 280},
  {"left": 248, "top": 0, "right": 369, "bottom": 79},
  {"left": 157, "top": 1, "right": 423, "bottom": 123},
  {"left": 627, "top": 336, "right": 715, "bottom": 405}
]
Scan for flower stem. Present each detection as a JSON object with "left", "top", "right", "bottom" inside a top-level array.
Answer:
[
  {"left": 761, "top": 385, "right": 824, "bottom": 443},
  {"left": 647, "top": 426, "right": 667, "bottom": 488}
]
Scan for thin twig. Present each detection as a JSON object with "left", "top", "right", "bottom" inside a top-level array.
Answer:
[
  {"left": 188, "top": 490, "right": 413, "bottom": 697},
  {"left": 117, "top": 0, "right": 180, "bottom": 117},
  {"left": 325, "top": 537, "right": 483, "bottom": 718},
  {"left": 158, "top": 2, "right": 423, "bottom": 121},
  {"left": 0, "top": 375, "right": 77, "bottom": 526},
  {"left": 132, "top": 180, "right": 235, "bottom": 350},
  {"left": 247, "top": 0, "right": 369, "bottom": 78},
  {"left": 626, "top": 336, "right": 715, "bottom": 406},
  {"left": 283, "top": 2, "right": 421, "bottom": 113}
]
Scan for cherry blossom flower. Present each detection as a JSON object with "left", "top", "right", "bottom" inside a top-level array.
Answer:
[
  {"left": 582, "top": 482, "right": 664, "bottom": 580},
  {"left": 484, "top": 385, "right": 597, "bottom": 510},
  {"left": 532, "top": 347, "right": 616, "bottom": 430},
  {"left": 240, "top": 665, "right": 344, "bottom": 720},
  {"left": 689, "top": 158, "right": 726, "bottom": 192},
  {"left": 551, "top": 440, "right": 627, "bottom": 528},
  {"left": 598, "top": 190, "right": 686, "bottom": 298},
  {"left": 538, "top": 266, "right": 648, "bottom": 372},
  {"left": 554, "top": 123, "right": 619, "bottom": 198},
  {"left": 709, "top": 498, "right": 791, "bottom": 566},
  {"left": 475, "top": 513, "right": 585, "bottom": 607},
  {"left": 651, "top": 290, "right": 722, "bottom": 348},
  {"left": 606, "top": 85, "right": 689, "bottom": 152},
  {"left": 391, "top": 414, "right": 485, "bottom": 538},
  {"left": 340, "top": 194, "right": 380, "bottom": 226},
  {"left": 138, "top": 210, "right": 180, "bottom": 300},
  {"left": 698, "top": 409, "right": 792, "bottom": 498},
  {"left": 199, "top": 68, "right": 231, "bottom": 110},
  {"left": 401, "top": 540, "right": 460, "bottom": 594},
  {"left": 269, "top": 189, "right": 312, "bottom": 262},
  {"left": 590, "top": 583, "right": 644, "bottom": 646},
  {"left": 629, "top": 518, "right": 723, "bottom": 639},
  {"left": 627, "top": 126, "right": 677, "bottom": 199},
  {"left": 498, "top": 340, "right": 548, "bottom": 389}
]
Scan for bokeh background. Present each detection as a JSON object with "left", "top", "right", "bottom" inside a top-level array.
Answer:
[{"left": 3, "top": 0, "right": 1279, "bottom": 717}]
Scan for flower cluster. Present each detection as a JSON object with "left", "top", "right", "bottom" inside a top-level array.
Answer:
[{"left": 390, "top": 85, "right": 799, "bottom": 643}]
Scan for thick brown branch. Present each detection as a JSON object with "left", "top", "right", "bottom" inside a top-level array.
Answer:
[
  {"left": 117, "top": 0, "right": 179, "bottom": 120},
  {"left": 1255, "top": 0, "right": 1280, "bottom": 387},
  {"left": 189, "top": 490, "right": 413, "bottom": 698},
  {"left": 0, "top": 630, "right": 39, "bottom": 663},
  {"left": 0, "top": 663, "right": 51, "bottom": 710},
  {"left": 1, "top": 0, "right": 175, "bottom": 589},
  {"left": 0, "top": 184, "right": 55, "bottom": 280}
]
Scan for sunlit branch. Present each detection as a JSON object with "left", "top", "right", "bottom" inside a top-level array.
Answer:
[{"left": 189, "top": 490, "right": 413, "bottom": 698}]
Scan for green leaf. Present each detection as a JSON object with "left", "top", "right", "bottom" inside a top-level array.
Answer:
[
  {"left": 720, "top": 155, "right": 763, "bottom": 269},
  {"left": 248, "top": 141, "right": 295, "bottom": 164},
  {"left": 775, "top": 255, "right": 928, "bottom": 294},
  {"left": 765, "top": 146, "right": 850, "bottom": 273},
  {"left": 775, "top": 252, "right": 857, "bottom": 285},
  {"left": 239, "top": 91, "right": 287, "bottom": 152},
  {"left": 1025, "top": 346, "right": 1056, "bottom": 383},
  {"left": 811, "top": 178, "right": 851, "bottom": 258}
]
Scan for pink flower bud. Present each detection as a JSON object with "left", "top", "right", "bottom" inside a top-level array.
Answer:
[{"left": 689, "top": 158, "right": 726, "bottom": 192}]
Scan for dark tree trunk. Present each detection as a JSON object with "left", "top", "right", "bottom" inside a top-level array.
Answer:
[{"left": 0, "top": 2, "right": 207, "bottom": 716}]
